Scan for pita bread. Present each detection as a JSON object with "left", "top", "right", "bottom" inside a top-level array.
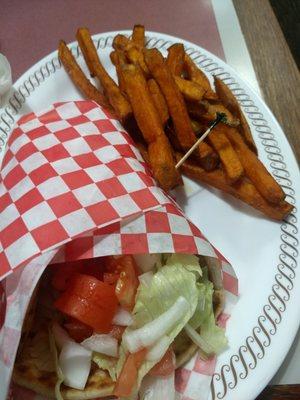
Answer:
[
  {"left": 13, "top": 257, "right": 224, "bottom": 398},
  {"left": 13, "top": 280, "right": 115, "bottom": 400},
  {"left": 13, "top": 326, "right": 114, "bottom": 400}
]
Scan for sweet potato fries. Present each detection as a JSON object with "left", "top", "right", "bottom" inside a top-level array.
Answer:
[{"left": 58, "top": 25, "right": 293, "bottom": 220}]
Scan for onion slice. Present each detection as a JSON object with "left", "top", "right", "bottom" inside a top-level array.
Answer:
[
  {"left": 146, "top": 336, "right": 170, "bottom": 362},
  {"left": 138, "top": 271, "right": 154, "bottom": 287},
  {"left": 112, "top": 307, "right": 133, "bottom": 326},
  {"left": 81, "top": 334, "right": 118, "bottom": 357},
  {"left": 139, "top": 372, "right": 175, "bottom": 400},
  {"left": 133, "top": 254, "right": 161, "bottom": 272},
  {"left": 184, "top": 323, "right": 214, "bottom": 355},
  {"left": 52, "top": 322, "right": 71, "bottom": 350},
  {"left": 59, "top": 340, "right": 92, "bottom": 390},
  {"left": 124, "top": 296, "right": 189, "bottom": 353}
]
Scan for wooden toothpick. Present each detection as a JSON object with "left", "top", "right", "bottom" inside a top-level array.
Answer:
[{"left": 175, "top": 112, "right": 226, "bottom": 169}]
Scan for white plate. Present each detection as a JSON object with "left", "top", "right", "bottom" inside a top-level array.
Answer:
[{"left": 0, "top": 31, "right": 299, "bottom": 400}]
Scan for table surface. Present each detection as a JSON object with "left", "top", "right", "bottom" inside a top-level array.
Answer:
[
  {"left": 1, "top": 0, "right": 299, "bottom": 398},
  {"left": 233, "top": 1, "right": 300, "bottom": 397},
  {"left": 233, "top": 0, "right": 300, "bottom": 164}
]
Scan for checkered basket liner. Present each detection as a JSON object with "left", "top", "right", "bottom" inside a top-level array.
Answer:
[{"left": 0, "top": 101, "right": 238, "bottom": 400}]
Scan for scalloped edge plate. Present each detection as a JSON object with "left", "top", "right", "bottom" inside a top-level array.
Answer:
[{"left": 0, "top": 31, "right": 299, "bottom": 400}]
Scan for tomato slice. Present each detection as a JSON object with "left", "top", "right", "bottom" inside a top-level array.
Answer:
[
  {"left": 113, "top": 348, "right": 147, "bottom": 397},
  {"left": 103, "top": 272, "right": 120, "bottom": 285},
  {"left": 64, "top": 320, "right": 93, "bottom": 342},
  {"left": 54, "top": 273, "right": 118, "bottom": 333},
  {"left": 148, "top": 348, "right": 175, "bottom": 377},
  {"left": 114, "top": 256, "right": 139, "bottom": 311},
  {"left": 51, "top": 258, "right": 105, "bottom": 291}
]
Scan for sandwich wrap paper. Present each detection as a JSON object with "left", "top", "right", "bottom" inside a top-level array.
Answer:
[{"left": 0, "top": 101, "right": 238, "bottom": 400}]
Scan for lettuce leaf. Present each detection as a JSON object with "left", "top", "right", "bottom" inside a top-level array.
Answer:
[
  {"left": 164, "top": 254, "right": 202, "bottom": 277},
  {"left": 188, "top": 267, "right": 227, "bottom": 354},
  {"left": 117, "top": 261, "right": 199, "bottom": 396}
]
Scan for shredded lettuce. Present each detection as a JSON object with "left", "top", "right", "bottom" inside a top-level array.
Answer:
[
  {"left": 188, "top": 281, "right": 213, "bottom": 329},
  {"left": 117, "top": 260, "right": 199, "bottom": 396},
  {"left": 197, "top": 313, "right": 227, "bottom": 354},
  {"left": 188, "top": 267, "right": 227, "bottom": 354},
  {"left": 93, "top": 352, "right": 117, "bottom": 381},
  {"left": 164, "top": 254, "right": 202, "bottom": 277},
  {"left": 117, "top": 254, "right": 228, "bottom": 398}
]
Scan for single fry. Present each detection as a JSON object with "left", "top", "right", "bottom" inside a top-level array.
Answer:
[
  {"left": 112, "top": 31, "right": 148, "bottom": 76},
  {"left": 112, "top": 34, "right": 131, "bottom": 51},
  {"left": 208, "top": 125, "right": 244, "bottom": 183},
  {"left": 199, "top": 101, "right": 240, "bottom": 127},
  {"left": 174, "top": 76, "right": 206, "bottom": 102},
  {"left": 184, "top": 54, "right": 217, "bottom": 100},
  {"left": 144, "top": 48, "right": 218, "bottom": 171},
  {"left": 121, "top": 63, "right": 181, "bottom": 190},
  {"left": 178, "top": 155, "right": 293, "bottom": 220},
  {"left": 214, "top": 77, "right": 258, "bottom": 154},
  {"left": 58, "top": 40, "right": 113, "bottom": 112},
  {"left": 147, "top": 79, "right": 169, "bottom": 126},
  {"left": 77, "top": 27, "right": 132, "bottom": 122},
  {"left": 224, "top": 125, "right": 285, "bottom": 204},
  {"left": 125, "top": 47, "right": 150, "bottom": 77},
  {"left": 166, "top": 43, "right": 185, "bottom": 75},
  {"left": 132, "top": 24, "right": 145, "bottom": 49},
  {"left": 135, "top": 140, "right": 149, "bottom": 162},
  {"left": 110, "top": 50, "right": 127, "bottom": 93}
]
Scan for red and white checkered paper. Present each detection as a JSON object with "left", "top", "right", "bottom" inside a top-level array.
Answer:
[{"left": 0, "top": 101, "right": 238, "bottom": 400}]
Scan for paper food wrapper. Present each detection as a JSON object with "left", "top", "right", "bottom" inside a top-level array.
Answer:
[{"left": 0, "top": 101, "right": 238, "bottom": 400}]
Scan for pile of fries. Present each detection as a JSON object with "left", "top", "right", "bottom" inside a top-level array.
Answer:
[{"left": 58, "top": 25, "right": 293, "bottom": 220}]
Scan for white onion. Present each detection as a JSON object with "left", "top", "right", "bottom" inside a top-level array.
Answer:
[
  {"left": 133, "top": 254, "right": 161, "bottom": 272},
  {"left": 124, "top": 296, "right": 189, "bottom": 353},
  {"left": 112, "top": 307, "right": 133, "bottom": 326},
  {"left": 52, "top": 322, "right": 71, "bottom": 349},
  {"left": 59, "top": 340, "right": 92, "bottom": 390},
  {"left": 138, "top": 271, "right": 154, "bottom": 287},
  {"left": 146, "top": 336, "right": 170, "bottom": 361},
  {"left": 184, "top": 324, "right": 214, "bottom": 355},
  {"left": 0, "top": 54, "right": 12, "bottom": 97},
  {"left": 81, "top": 334, "right": 118, "bottom": 357},
  {"left": 139, "top": 372, "right": 175, "bottom": 400}
]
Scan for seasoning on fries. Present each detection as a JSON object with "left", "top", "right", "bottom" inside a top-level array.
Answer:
[
  {"left": 58, "top": 24, "right": 293, "bottom": 220},
  {"left": 179, "top": 156, "right": 292, "bottom": 221},
  {"left": 144, "top": 48, "right": 219, "bottom": 171},
  {"left": 147, "top": 78, "right": 169, "bottom": 126},
  {"left": 121, "top": 63, "right": 181, "bottom": 190},
  {"left": 76, "top": 28, "right": 132, "bottom": 122},
  {"left": 58, "top": 40, "right": 113, "bottom": 113},
  {"left": 166, "top": 43, "right": 185, "bottom": 76},
  {"left": 214, "top": 77, "right": 258, "bottom": 154},
  {"left": 184, "top": 54, "right": 218, "bottom": 100}
]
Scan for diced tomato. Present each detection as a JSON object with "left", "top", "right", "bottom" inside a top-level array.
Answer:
[
  {"left": 114, "top": 256, "right": 139, "bottom": 311},
  {"left": 64, "top": 320, "right": 93, "bottom": 342},
  {"left": 109, "top": 325, "right": 126, "bottom": 341},
  {"left": 103, "top": 272, "right": 120, "bottom": 285},
  {"left": 113, "top": 348, "right": 147, "bottom": 397},
  {"left": 51, "top": 258, "right": 105, "bottom": 291},
  {"left": 149, "top": 348, "right": 175, "bottom": 377},
  {"left": 54, "top": 273, "right": 118, "bottom": 333}
]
